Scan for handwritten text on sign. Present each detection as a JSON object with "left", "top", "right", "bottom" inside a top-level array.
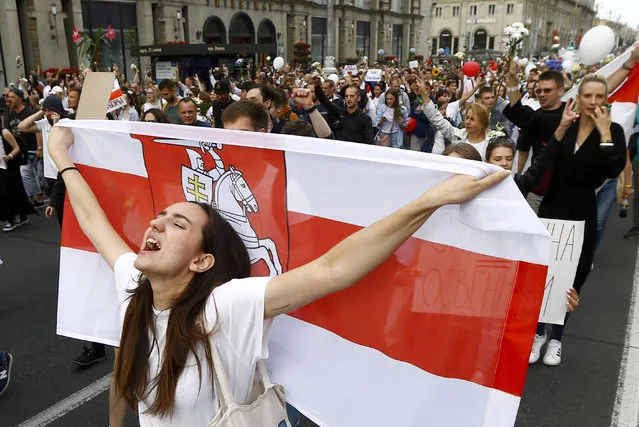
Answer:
[{"left": 538, "top": 219, "right": 584, "bottom": 325}]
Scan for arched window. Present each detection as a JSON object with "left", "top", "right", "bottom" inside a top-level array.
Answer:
[
  {"left": 473, "top": 29, "right": 487, "bottom": 50},
  {"left": 257, "top": 19, "right": 276, "bottom": 45},
  {"left": 203, "top": 16, "right": 226, "bottom": 44},
  {"left": 439, "top": 30, "right": 452, "bottom": 54},
  {"left": 229, "top": 12, "right": 255, "bottom": 44}
]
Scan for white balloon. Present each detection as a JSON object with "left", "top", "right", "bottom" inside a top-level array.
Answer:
[
  {"left": 578, "top": 26, "right": 615, "bottom": 66},
  {"left": 273, "top": 57, "right": 285, "bottom": 70},
  {"left": 328, "top": 73, "right": 339, "bottom": 84},
  {"left": 563, "top": 50, "right": 575, "bottom": 61},
  {"left": 519, "top": 58, "right": 529, "bottom": 67}
]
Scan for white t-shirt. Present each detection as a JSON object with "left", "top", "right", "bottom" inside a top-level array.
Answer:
[
  {"left": 35, "top": 118, "right": 57, "bottom": 179},
  {"left": 114, "top": 253, "right": 273, "bottom": 426}
]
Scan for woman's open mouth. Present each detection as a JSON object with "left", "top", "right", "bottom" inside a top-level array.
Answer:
[{"left": 143, "top": 237, "right": 161, "bottom": 252}]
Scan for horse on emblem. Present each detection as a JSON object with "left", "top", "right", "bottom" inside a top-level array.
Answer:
[{"left": 214, "top": 165, "right": 283, "bottom": 276}]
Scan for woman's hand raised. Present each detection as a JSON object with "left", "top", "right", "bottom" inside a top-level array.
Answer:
[{"left": 590, "top": 106, "right": 613, "bottom": 139}]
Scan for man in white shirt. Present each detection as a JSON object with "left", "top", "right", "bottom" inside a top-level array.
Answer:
[{"left": 18, "top": 96, "right": 68, "bottom": 191}]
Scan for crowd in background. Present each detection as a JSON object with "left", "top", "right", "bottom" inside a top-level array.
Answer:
[{"left": 0, "top": 45, "right": 638, "bottom": 383}]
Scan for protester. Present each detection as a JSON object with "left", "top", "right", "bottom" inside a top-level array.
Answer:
[
  {"left": 515, "top": 74, "right": 626, "bottom": 366},
  {"left": 142, "top": 108, "right": 171, "bottom": 124},
  {"left": 17, "top": 95, "right": 67, "bottom": 193},
  {"left": 209, "top": 80, "right": 234, "bottom": 128},
  {"left": 47, "top": 123, "right": 508, "bottom": 425},
  {"left": 442, "top": 142, "right": 483, "bottom": 161},
  {"left": 485, "top": 137, "right": 516, "bottom": 171},
  {"left": 5, "top": 88, "right": 44, "bottom": 207},
  {"left": 114, "top": 93, "right": 140, "bottom": 121},
  {"left": 158, "top": 79, "right": 181, "bottom": 124},
  {"left": 142, "top": 86, "right": 164, "bottom": 114},
  {"left": 418, "top": 79, "right": 491, "bottom": 160},
  {"left": 315, "top": 83, "right": 373, "bottom": 143},
  {"left": 376, "top": 88, "right": 409, "bottom": 148},
  {"left": 1, "top": 129, "right": 35, "bottom": 231},
  {"left": 178, "top": 98, "right": 211, "bottom": 127}
]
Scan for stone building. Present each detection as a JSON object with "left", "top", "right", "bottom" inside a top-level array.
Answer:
[
  {"left": 0, "top": 0, "right": 434, "bottom": 86},
  {"left": 428, "top": 0, "right": 597, "bottom": 57}
]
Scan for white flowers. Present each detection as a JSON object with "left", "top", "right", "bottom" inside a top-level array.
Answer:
[
  {"left": 503, "top": 22, "right": 529, "bottom": 56},
  {"left": 130, "top": 64, "right": 137, "bottom": 70},
  {"left": 488, "top": 129, "right": 506, "bottom": 139}
]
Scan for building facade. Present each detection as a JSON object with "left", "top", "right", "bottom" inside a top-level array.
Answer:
[
  {"left": 0, "top": 0, "right": 434, "bottom": 86},
  {"left": 429, "top": 0, "right": 597, "bottom": 57}
]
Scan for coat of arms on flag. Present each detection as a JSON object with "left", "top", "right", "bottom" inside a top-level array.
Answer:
[{"left": 131, "top": 133, "right": 289, "bottom": 278}]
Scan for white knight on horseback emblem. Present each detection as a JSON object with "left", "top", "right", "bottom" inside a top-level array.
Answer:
[{"left": 181, "top": 141, "right": 283, "bottom": 276}]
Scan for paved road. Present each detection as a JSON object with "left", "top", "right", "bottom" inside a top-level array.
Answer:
[{"left": 0, "top": 208, "right": 636, "bottom": 426}]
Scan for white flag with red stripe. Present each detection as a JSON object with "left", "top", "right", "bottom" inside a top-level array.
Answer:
[
  {"left": 106, "top": 79, "right": 127, "bottom": 113},
  {"left": 55, "top": 119, "right": 551, "bottom": 427},
  {"left": 564, "top": 42, "right": 639, "bottom": 144}
]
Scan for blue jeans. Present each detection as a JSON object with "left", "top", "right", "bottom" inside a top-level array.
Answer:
[
  {"left": 596, "top": 178, "right": 617, "bottom": 249},
  {"left": 20, "top": 153, "right": 43, "bottom": 198}
]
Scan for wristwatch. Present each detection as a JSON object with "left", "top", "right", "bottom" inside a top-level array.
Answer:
[
  {"left": 622, "top": 62, "right": 634, "bottom": 71},
  {"left": 304, "top": 105, "right": 317, "bottom": 114}
]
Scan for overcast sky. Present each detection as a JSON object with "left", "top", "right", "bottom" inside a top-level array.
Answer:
[{"left": 596, "top": 0, "right": 639, "bottom": 29}]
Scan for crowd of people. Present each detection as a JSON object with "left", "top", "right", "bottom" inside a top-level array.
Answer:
[{"left": 1, "top": 43, "right": 638, "bottom": 423}]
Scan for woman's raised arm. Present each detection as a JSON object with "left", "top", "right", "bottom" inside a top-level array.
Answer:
[
  {"left": 48, "top": 126, "right": 131, "bottom": 269},
  {"left": 264, "top": 170, "right": 510, "bottom": 318}
]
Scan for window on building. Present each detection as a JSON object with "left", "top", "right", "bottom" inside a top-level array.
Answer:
[
  {"left": 470, "top": 5, "right": 477, "bottom": 16},
  {"left": 507, "top": 3, "right": 514, "bottom": 14},
  {"left": 356, "top": 21, "right": 370, "bottom": 58},
  {"left": 488, "top": 4, "right": 495, "bottom": 15},
  {"left": 431, "top": 37, "right": 438, "bottom": 56},
  {"left": 81, "top": 0, "right": 139, "bottom": 81},
  {"left": 439, "top": 30, "right": 452, "bottom": 55},
  {"left": 311, "top": 17, "right": 327, "bottom": 64},
  {"left": 435, "top": 7, "right": 442, "bottom": 17},
  {"left": 392, "top": 24, "right": 403, "bottom": 63},
  {"left": 489, "top": 36, "right": 495, "bottom": 49},
  {"left": 473, "top": 29, "right": 487, "bottom": 49},
  {"left": 453, "top": 37, "right": 459, "bottom": 53},
  {"left": 453, "top": 6, "right": 460, "bottom": 16}
]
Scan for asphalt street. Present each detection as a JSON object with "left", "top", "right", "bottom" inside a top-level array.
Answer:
[{"left": 0, "top": 206, "right": 637, "bottom": 427}]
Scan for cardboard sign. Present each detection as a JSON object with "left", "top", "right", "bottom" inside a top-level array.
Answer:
[
  {"left": 75, "top": 72, "right": 117, "bottom": 120},
  {"left": 365, "top": 69, "right": 383, "bottom": 82},
  {"left": 538, "top": 219, "right": 585, "bottom": 325},
  {"left": 409, "top": 60, "right": 419, "bottom": 69},
  {"left": 343, "top": 64, "right": 358, "bottom": 77}
]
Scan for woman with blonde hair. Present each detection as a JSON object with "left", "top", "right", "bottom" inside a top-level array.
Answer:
[
  {"left": 516, "top": 73, "right": 626, "bottom": 366},
  {"left": 417, "top": 76, "right": 491, "bottom": 159},
  {"left": 142, "top": 86, "right": 164, "bottom": 114}
]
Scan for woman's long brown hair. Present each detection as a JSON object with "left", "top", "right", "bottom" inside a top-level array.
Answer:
[{"left": 114, "top": 202, "right": 251, "bottom": 417}]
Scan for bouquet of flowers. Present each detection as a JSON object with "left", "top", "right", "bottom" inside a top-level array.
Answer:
[
  {"left": 73, "top": 25, "right": 117, "bottom": 71},
  {"left": 503, "top": 23, "right": 529, "bottom": 58}
]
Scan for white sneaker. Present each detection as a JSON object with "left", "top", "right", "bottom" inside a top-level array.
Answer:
[
  {"left": 529, "top": 333, "right": 547, "bottom": 364},
  {"left": 543, "top": 339, "right": 562, "bottom": 366}
]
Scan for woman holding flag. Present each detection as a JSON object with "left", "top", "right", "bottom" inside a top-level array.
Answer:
[{"left": 47, "top": 125, "right": 508, "bottom": 426}]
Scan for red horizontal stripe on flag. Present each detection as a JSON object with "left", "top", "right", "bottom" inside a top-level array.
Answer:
[
  {"left": 609, "top": 65, "right": 639, "bottom": 103},
  {"left": 61, "top": 165, "right": 155, "bottom": 252},
  {"left": 287, "top": 212, "right": 546, "bottom": 397}
]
